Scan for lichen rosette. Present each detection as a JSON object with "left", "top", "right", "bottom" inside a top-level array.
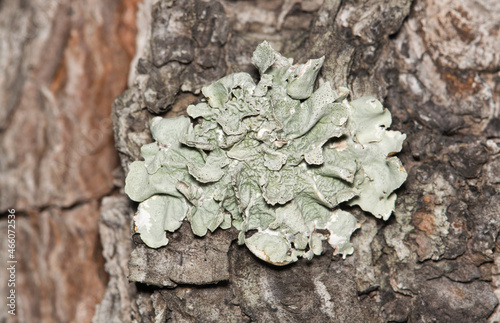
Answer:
[{"left": 125, "top": 41, "right": 407, "bottom": 265}]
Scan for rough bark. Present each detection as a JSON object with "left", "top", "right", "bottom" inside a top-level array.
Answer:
[
  {"left": 1, "top": 0, "right": 499, "bottom": 322},
  {"left": 0, "top": 0, "right": 139, "bottom": 322},
  {"left": 108, "top": 0, "right": 500, "bottom": 322}
]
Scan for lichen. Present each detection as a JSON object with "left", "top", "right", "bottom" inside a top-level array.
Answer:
[{"left": 125, "top": 41, "right": 407, "bottom": 265}]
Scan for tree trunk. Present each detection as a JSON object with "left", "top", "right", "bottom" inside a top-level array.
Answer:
[
  {"left": 2, "top": 0, "right": 500, "bottom": 322},
  {"left": 0, "top": 0, "right": 138, "bottom": 322},
  {"left": 104, "top": 0, "right": 500, "bottom": 322}
]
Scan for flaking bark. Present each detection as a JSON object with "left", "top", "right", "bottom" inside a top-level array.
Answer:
[{"left": 105, "top": 0, "right": 500, "bottom": 322}]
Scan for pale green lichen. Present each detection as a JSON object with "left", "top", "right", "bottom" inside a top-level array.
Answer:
[{"left": 125, "top": 41, "right": 407, "bottom": 266}]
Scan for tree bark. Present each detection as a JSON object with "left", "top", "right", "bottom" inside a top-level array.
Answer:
[
  {"left": 2, "top": 0, "right": 500, "bottom": 322},
  {"left": 106, "top": 0, "right": 500, "bottom": 322},
  {"left": 0, "top": 0, "right": 138, "bottom": 322}
]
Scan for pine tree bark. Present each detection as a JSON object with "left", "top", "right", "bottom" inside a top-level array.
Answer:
[{"left": 0, "top": 0, "right": 138, "bottom": 322}]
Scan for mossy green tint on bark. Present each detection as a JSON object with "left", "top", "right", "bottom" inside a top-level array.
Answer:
[{"left": 125, "top": 41, "right": 407, "bottom": 266}]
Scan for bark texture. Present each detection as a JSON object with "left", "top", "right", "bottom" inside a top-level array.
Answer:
[
  {"left": 110, "top": 0, "right": 500, "bottom": 322},
  {"left": 0, "top": 0, "right": 139, "bottom": 322},
  {"left": 1, "top": 0, "right": 499, "bottom": 322}
]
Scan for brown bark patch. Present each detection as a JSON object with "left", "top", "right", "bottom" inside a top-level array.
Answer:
[
  {"left": 412, "top": 195, "right": 437, "bottom": 235},
  {"left": 440, "top": 69, "right": 476, "bottom": 95}
]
